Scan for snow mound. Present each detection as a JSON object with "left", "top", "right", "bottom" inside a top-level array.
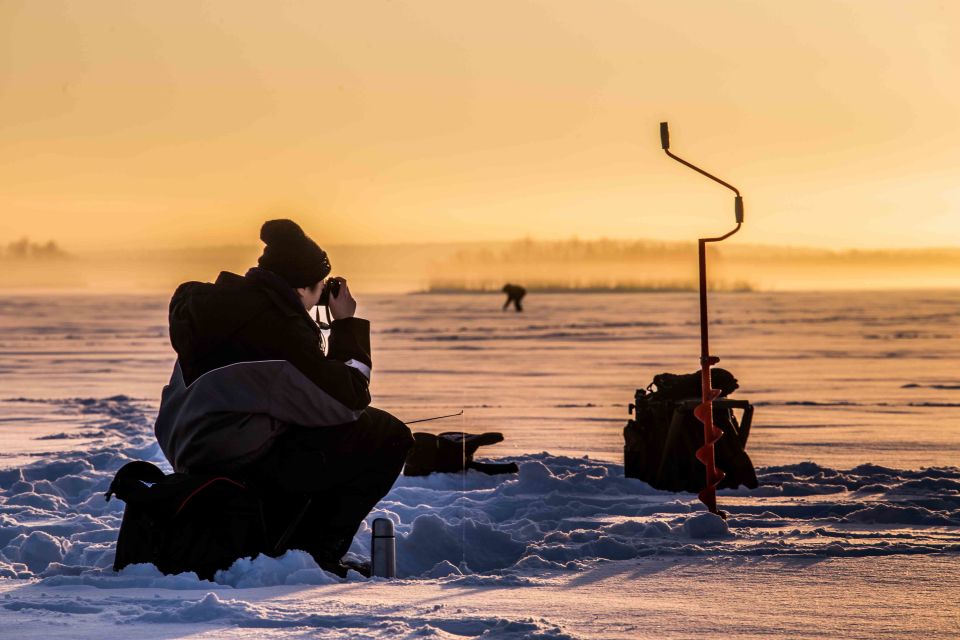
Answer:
[
  {"left": 215, "top": 549, "right": 341, "bottom": 587},
  {"left": 680, "top": 512, "right": 731, "bottom": 539},
  {"left": 130, "top": 592, "right": 261, "bottom": 624}
]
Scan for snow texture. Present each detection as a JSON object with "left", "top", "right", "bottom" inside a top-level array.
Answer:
[{"left": 1, "top": 394, "right": 957, "bottom": 589}]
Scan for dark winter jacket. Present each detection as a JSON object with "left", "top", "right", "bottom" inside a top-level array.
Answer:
[{"left": 154, "top": 267, "right": 372, "bottom": 473}]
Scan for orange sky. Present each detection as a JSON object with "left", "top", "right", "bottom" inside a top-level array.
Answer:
[{"left": 1, "top": 0, "right": 958, "bottom": 251}]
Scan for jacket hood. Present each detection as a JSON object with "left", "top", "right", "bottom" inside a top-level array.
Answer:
[{"left": 168, "top": 271, "right": 271, "bottom": 363}]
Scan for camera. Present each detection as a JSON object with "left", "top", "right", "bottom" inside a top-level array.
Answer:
[{"left": 318, "top": 277, "right": 342, "bottom": 306}]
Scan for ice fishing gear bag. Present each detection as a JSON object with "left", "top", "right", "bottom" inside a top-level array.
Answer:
[
  {"left": 403, "top": 431, "right": 519, "bottom": 476},
  {"left": 623, "top": 368, "right": 759, "bottom": 492},
  {"left": 106, "top": 461, "right": 269, "bottom": 580}
]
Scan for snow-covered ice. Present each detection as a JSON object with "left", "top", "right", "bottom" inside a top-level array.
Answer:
[{"left": 1, "top": 291, "right": 958, "bottom": 638}]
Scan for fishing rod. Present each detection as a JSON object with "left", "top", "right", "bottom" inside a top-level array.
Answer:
[
  {"left": 660, "top": 122, "right": 744, "bottom": 518},
  {"left": 404, "top": 410, "right": 464, "bottom": 426}
]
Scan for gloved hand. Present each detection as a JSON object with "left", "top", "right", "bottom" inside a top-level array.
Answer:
[{"left": 403, "top": 431, "right": 519, "bottom": 477}]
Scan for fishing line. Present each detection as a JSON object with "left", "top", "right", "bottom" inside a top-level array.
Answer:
[
  {"left": 457, "top": 368, "right": 468, "bottom": 572},
  {"left": 460, "top": 406, "right": 467, "bottom": 571},
  {"left": 403, "top": 403, "right": 467, "bottom": 567}
]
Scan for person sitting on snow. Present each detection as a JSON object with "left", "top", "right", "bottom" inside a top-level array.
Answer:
[{"left": 154, "top": 219, "right": 413, "bottom": 577}]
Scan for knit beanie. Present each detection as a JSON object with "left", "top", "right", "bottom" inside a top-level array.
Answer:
[{"left": 257, "top": 219, "right": 331, "bottom": 288}]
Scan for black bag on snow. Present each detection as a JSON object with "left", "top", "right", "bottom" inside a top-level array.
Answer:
[
  {"left": 403, "top": 431, "right": 519, "bottom": 476},
  {"left": 623, "top": 369, "right": 759, "bottom": 493},
  {"left": 106, "top": 461, "right": 269, "bottom": 580}
]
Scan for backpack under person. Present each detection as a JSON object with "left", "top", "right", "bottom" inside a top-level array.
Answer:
[
  {"left": 105, "top": 461, "right": 270, "bottom": 580},
  {"left": 623, "top": 369, "right": 759, "bottom": 493}
]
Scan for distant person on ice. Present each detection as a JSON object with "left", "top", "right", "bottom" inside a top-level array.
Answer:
[
  {"left": 154, "top": 219, "right": 413, "bottom": 577},
  {"left": 502, "top": 283, "right": 526, "bottom": 312}
]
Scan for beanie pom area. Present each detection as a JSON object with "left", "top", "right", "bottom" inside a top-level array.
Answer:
[{"left": 260, "top": 219, "right": 306, "bottom": 244}]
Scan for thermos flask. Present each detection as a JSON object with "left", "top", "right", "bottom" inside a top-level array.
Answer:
[{"left": 371, "top": 518, "right": 396, "bottom": 578}]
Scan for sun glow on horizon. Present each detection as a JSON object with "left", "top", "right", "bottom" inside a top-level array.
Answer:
[{"left": 1, "top": 0, "right": 958, "bottom": 274}]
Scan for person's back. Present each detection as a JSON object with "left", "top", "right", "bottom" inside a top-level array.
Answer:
[{"left": 154, "top": 219, "right": 413, "bottom": 575}]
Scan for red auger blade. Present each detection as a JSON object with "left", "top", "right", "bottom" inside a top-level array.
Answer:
[{"left": 694, "top": 387, "right": 726, "bottom": 515}]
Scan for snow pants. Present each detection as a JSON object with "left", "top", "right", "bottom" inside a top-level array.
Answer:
[{"left": 242, "top": 406, "right": 414, "bottom": 565}]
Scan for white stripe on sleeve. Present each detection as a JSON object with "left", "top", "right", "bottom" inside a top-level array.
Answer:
[{"left": 344, "top": 359, "right": 371, "bottom": 380}]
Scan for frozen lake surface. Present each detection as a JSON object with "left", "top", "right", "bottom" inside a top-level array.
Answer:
[{"left": 0, "top": 290, "right": 958, "bottom": 638}]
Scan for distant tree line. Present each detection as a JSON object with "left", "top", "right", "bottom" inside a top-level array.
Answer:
[
  {"left": 448, "top": 237, "right": 696, "bottom": 265},
  {"left": 0, "top": 238, "right": 70, "bottom": 260},
  {"left": 447, "top": 237, "right": 960, "bottom": 266}
]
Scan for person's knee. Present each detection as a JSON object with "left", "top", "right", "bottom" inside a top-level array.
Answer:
[{"left": 363, "top": 407, "right": 414, "bottom": 451}]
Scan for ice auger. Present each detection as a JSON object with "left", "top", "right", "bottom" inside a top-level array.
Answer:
[{"left": 660, "top": 122, "right": 745, "bottom": 517}]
